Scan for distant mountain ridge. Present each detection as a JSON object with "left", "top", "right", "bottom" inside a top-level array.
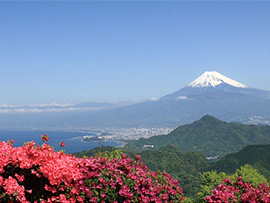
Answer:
[{"left": 126, "top": 115, "right": 270, "bottom": 158}]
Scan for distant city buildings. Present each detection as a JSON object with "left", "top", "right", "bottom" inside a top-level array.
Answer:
[
  {"left": 49, "top": 126, "right": 174, "bottom": 141},
  {"left": 98, "top": 127, "right": 174, "bottom": 141}
]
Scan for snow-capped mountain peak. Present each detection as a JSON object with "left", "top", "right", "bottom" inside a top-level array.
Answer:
[{"left": 187, "top": 71, "right": 248, "bottom": 88}]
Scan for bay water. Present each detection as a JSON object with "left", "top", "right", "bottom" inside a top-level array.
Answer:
[{"left": 0, "top": 130, "right": 123, "bottom": 154}]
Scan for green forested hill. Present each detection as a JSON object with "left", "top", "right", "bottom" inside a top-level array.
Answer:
[
  {"left": 206, "top": 144, "right": 270, "bottom": 178},
  {"left": 126, "top": 115, "right": 270, "bottom": 157}
]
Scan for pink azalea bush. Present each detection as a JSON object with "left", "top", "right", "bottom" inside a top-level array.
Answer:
[
  {"left": 205, "top": 176, "right": 270, "bottom": 203},
  {"left": 0, "top": 136, "right": 184, "bottom": 203},
  {"left": 79, "top": 154, "right": 183, "bottom": 203}
]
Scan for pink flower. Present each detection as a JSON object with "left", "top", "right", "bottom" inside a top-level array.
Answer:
[
  {"left": 15, "top": 173, "right": 25, "bottom": 182},
  {"left": 8, "top": 139, "right": 14, "bottom": 146},
  {"left": 135, "top": 155, "right": 141, "bottom": 162},
  {"left": 0, "top": 140, "right": 184, "bottom": 203},
  {"left": 101, "top": 193, "right": 106, "bottom": 199}
]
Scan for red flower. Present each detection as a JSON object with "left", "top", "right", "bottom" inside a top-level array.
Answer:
[
  {"left": 41, "top": 134, "right": 49, "bottom": 142},
  {"left": 59, "top": 141, "right": 65, "bottom": 147}
]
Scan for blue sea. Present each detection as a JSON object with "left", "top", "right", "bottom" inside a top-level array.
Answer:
[{"left": 0, "top": 131, "right": 124, "bottom": 154}]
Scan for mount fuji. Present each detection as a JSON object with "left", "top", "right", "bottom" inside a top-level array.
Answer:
[
  {"left": 161, "top": 71, "right": 270, "bottom": 100},
  {"left": 1, "top": 71, "right": 270, "bottom": 129}
]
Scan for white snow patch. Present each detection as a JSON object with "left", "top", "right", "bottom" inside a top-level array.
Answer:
[{"left": 187, "top": 71, "right": 248, "bottom": 88}]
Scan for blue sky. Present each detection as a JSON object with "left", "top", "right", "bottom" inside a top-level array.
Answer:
[{"left": 1, "top": 1, "right": 270, "bottom": 106}]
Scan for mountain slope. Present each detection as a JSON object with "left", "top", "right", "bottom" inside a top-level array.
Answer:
[{"left": 126, "top": 115, "right": 270, "bottom": 157}]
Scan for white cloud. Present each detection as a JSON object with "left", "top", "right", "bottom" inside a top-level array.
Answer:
[
  {"left": 0, "top": 104, "right": 110, "bottom": 114},
  {"left": 177, "top": 96, "right": 189, "bottom": 100},
  {"left": 0, "top": 109, "right": 10, "bottom": 113},
  {"left": 0, "top": 104, "right": 15, "bottom": 108},
  {"left": 150, "top": 97, "right": 159, "bottom": 101},
  {"left": 29, "top": 103, "right": 73, "bottom": 107}
]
